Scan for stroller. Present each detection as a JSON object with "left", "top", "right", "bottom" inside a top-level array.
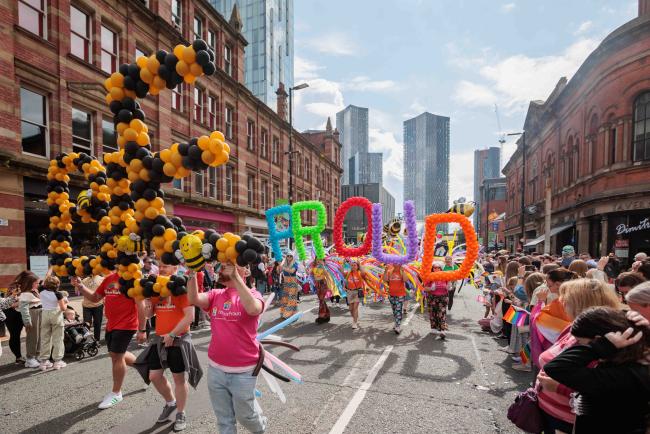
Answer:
[{"left": 64, "top": 310, "right": 99, "bottom": 360}]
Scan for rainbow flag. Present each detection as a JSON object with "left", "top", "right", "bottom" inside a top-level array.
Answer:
[
  {"left": 503, "top": 306, "right": 529, "bottom": 326},
  {"left": 520, "top": 343, "right": 531, "bottom": 365},
  {"left": 503, "top": 306, "right": 516, "bottom": 322}
]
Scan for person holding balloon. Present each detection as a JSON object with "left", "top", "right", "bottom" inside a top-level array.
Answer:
[
  {"left": 383, "top": 264, "right": 409, "bottom": 334},
  {"left": 423, "top": 261, "right": 450, "bottom": 339},
  {"left": 280, "top": 254, "right": 300, "bottom": 319},
  {"left": 345, "top": 261, "right": 366, "bottom": 329}
]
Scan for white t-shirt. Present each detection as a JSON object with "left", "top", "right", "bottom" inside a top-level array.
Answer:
[{"left": 40, "top": 290, "right": 63, "bottom": 311}]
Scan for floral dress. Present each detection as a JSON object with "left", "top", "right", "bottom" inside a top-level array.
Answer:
[{"left": 280, "top": 262, "right": 300, "bottom": 319}]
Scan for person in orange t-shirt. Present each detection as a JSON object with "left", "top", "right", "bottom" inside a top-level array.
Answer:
[
  {"left": 144, "top": 264, "right": 194, "bottom": 431},
  {"left": 383, "top": 264, "right": 408, "bottom": 334}
]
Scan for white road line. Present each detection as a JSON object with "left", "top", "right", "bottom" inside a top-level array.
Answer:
[
  {"left": 470, "top": 333, "right": 490, "bottom": 386},
  {"left": 328, "top": 306, "right": 417, "bottom": 434}
]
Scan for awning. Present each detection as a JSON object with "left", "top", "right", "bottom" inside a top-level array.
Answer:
[{"left": 524, "top": 223, "right": 574, "bottom": 247}]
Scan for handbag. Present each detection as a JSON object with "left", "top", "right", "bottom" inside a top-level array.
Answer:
[{"left": 507, "top": 387, "right": 544, "bottom": 433}]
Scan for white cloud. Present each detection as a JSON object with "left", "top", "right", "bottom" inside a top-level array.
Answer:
[
  {"left": 501, "top": 2, "right": 516, "bottom": 13},
  {"left": 343, "top": 76, "right": 399, "bottom": 92},
  {"left": 449, "top": 150, "right": 475, "bottom": 204},
  {"left": 453, "top": 80, "right": 499, "bottom": 107},
  {"left": 295, "top": 56, "right": 324, "bottom": 81},
  {"left": 304, "top": 32, "right": 358, "bottom": 56},
  {"left": 453, "top": 38, "right": 599, "bottom": 113},
  {"left": 574, "top": 20, "right": 593, "bottom": 36}
]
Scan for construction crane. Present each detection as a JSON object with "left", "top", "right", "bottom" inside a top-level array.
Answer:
[{"left": 494, "top": 104, "right": 506, "bottom": 145}]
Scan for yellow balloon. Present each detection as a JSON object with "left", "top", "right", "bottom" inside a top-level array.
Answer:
[
  {"left": 175, "top": 60, "right": 189, "bottom": 76},
  {"left": 146, "top": 56, "right": 160, "bottom": 74},
  {"left": 182, "top": 46, "right": 197, "bottom": 64},
  {"left": 173, "top": 44, "right": 185, "bottom": 59}
]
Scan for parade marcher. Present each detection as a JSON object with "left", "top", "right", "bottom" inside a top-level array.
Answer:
[
  {"left": 312, "top": 259, "right": 331, "bottom": 324},
  {"left": 424, "top": 261, "right": 449, "bottom": 338},
  {"left": 443, "top": 256, "right": 459, "bottom": 310},
  {"left": 270, "top": 261, "right": 282, "bottom": 305},
  {"left": 134, "top": 263, "right": 201, "bottom": 432},
  {"left": 38, "top": 275, "right": 67, "bottom": 370},
  {"left": 344, "top": 261, "right": 365, "bottom": 329},
  {"left": 15, "top": 271, "right": 42, "bottom": 368},
  {"left": 384, "top": 264, "right": 408, "bottom": 334},
  {"left": 187, "top": 263, "right": 267, "bottom": 434},
  {"left": 81, "top": 274, "right": 105, "bottom": 343},
  {"left": 72, "top": 272, "right": 147, "bottom": 409},
  {"left": 280, "top": 254, "right": 299, "bottom": 319}
]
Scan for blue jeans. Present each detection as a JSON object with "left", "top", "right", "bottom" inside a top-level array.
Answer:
[
  {"left": 207, "top": 365, "right": 267, "bottom": 434},
  {"left": 256, "top": 279, "right": 267, "bottom": 294}
]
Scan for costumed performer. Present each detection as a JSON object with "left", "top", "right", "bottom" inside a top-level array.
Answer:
[
  {"left": 134, "top": 263, "right": 202, "bottom": 432},
  {"left": 443, "top": 256, "right": 460, "bottom": 310},
  {"left": 187, "top": 263, "right": 267, "bottom": 434},
  {"left": 383, "top": 264, "right": 408, "bottom": 334},
  {"left": 280, "top": 253, "right": 300, "bottom": 319},
  {"left": 72, "top": 272, "right": 147, "bottom": 409},
  {"left": 311, "top": 258, "right": 331, "bottom": 324}
]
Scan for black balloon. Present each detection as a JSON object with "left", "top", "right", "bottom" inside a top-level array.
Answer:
[
  {"left": 235, "top": 240, "right": 248, "bottom": 254},
  {"left": 242, "top": 249, "right": 258, "bottom": 263}
]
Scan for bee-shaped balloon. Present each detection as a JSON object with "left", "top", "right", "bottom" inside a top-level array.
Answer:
[
  {"left": 447, "top": 200, "right": 475, "bottom": 217},
  {"left": 76, "top": 189, "right": 92, "bottom": 211},
  {"left": 178, "top": 232, "right": 206, "bottom": 271},
  {"left": 115, "top": 234, "right": 145, "bottom": 255}
]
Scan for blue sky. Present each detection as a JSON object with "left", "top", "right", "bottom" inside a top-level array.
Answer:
[{"left": 292, "top": 0, "right": 637, "bottom": 210}]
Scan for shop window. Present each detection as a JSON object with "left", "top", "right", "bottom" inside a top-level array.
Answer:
[
  {"left": 172, "top": 84, "right": 183, "bottom": 111},
  {"left": 20, "top": 87, "right": 48, "bottom": 157},
  {"left": 173, "top": 178, "right": 183, "bottom": 190},
  {"left": 193, "top": 87, "right": 204, "bottom": 123},
  {"left": 171, "top": 0, "right": 182, "bottom": 30},
  {"left": 260, "top": 129, "right": 268, "bottom": 159},
  {"left": 261, "top": 179, "right": 268, "bottom": 210},
  {"left": 224, "top": 44, "right": 232, "bottom": 77},
  {"left": 19, "top": 0, "right": 46, "bottom": 38},
  {"left": 193, "top": 15, "right": 203, "bottom": 40},
  {"left": 102, "top": 118, "right": 117, "bottom": 155},
  {"left": 225, "top": 165, "right": 233, "bottom": 201},
  {"left": 634, "top": 92, "right": 650, "bottom": 161},
  {"left": 225, "top": 105, "right": 233, "bottom": 139},
  {"left": 247, "top": 174, "right": 256, "bottom": 207},
  {"left": 70, "top": 6, "right": 91, "bottom": 62},
  {"left": 272, "top": 136, "right": 279, "bottom": 164},
  {"left": 194, "top": 171, "right": 204, "bottom": 195},
  {"left": 247, "top": 120, "right": 255, "bottom": 151},
  {"left": 207, "top": 95, "right": 217, "bottom": 129},
  {"left": 72, "top": 107, "right": 93, "bottom": 155},
  {"left": 101, "top": 25, "right": 118, "bottom": 74}
]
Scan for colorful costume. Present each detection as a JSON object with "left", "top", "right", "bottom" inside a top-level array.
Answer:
[
  {"left": 312, "top": 266, "right": 330, "bottom": 324},
  {"left": 280, "top": 262, "right": 300, "bottom": 319}
]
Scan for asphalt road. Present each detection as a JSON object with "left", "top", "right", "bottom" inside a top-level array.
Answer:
[{"left": 0, "top": 287, "right": 530, "bottom": 433}]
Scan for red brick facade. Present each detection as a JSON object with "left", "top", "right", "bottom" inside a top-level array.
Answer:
[
  {"left": 503, "top": 3, "right": 650, "bottom": 261},
  {"left": 0, "top": 0, "right": 341, "bottom": 286}
]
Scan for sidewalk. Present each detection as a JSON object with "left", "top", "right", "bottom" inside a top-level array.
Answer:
[{"left": 0, "top": 296, "right": 85, "bottom": 344}]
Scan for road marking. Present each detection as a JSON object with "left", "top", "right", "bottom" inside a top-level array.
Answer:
[
  {"left": 470, "top": 333, "right": 490, "bottom": 386},
  {"left": 328, "top": 306, "right": 417, "bottom": 434}
]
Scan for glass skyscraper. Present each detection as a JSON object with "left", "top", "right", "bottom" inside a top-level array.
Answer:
[
  {"left": 473, "top": 147, "right": 501, "bottom": 227},
  {"left": 209, "top": 0, "right": 294, "bottom": 108},
  {"left": 336, "top": 105, "right": 369, "bottom": 185},
  {"left": 403, "top": 112, "right": 450, "bottom": 221}
]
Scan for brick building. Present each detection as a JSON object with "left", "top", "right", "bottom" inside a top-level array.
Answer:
[
  {"left": 502, "top": 0, "right": 650, "bottom": 262},
  {"left": 0, "top": 0, "right": 341, "bottom": 286}
]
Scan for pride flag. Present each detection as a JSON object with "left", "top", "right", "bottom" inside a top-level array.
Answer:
[
  {"left": 503, "top": 306, "right": 529, "bottom": 326},
  {"left": 520, "top": 343, "right": 531, "bottom": 365}
]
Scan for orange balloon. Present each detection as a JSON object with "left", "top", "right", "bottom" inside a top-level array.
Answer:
[
  {"left": 163, "top": 162, "right": 176, "bottom": 177},
  {"left": 175, "top": 60, "right": 189, "bottom": 76},
  {"left": 163, "top": 228, "right": 177, "bottom": 241},
  {"left": 182, "top": 46, "right": 197, "bottom": 64},
  {"left": 145, "top": 207, "right": 159, "bottom": 219}
]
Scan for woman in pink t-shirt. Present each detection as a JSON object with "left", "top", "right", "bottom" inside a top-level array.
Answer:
[{"left": 187, "top": 263, "right": 267, "bottom": 434}]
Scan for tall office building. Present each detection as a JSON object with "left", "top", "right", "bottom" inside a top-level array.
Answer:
[
  {"left": 209, "top": 0, "right": 294, "bottom": 108},
  {"left": 336, "top": 105, "right": 369, "bottom": 184},
  {"left": 349, "top": 152, "right": 382, "bottom": 185},
  {"left": 403, "top": 112, "right": 450, "bottom": 221},
  {"left": 473, "top": 147, "right": 501, "bottom": 227}
]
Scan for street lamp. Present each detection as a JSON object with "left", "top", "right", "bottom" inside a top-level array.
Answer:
[
  {"left": 508, "top": 131, "right": 526, "bottom": 251},
  {"left": 286, "top": 83, "right": 309, "bottom": 249}
]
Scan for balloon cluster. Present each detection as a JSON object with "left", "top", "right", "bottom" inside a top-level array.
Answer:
[
  {"left": 47, "top": 153, "right": 111, "bottom": 276},
  {"left": 131, "top": 273, "right": 188, "bottom": 299},
  {"left": 333, "top": 196, "right": 373, "bottom": 257},
  {"left": 64, "top": 255, "right": 107, "bottom": 277},
  {"left": 176, "top": 230, "right": 265, "bottom": 271}
]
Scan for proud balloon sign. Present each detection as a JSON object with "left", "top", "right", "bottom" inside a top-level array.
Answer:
[{"left": 264, "top": 196, "right": 479, "bottom": 281}]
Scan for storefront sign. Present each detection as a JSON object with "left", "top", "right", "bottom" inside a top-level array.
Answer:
[
  {"left": 616, "top": 217, "right": 650, "bottom": 235},
  {"left": 614, "top": 239, "right": 629, "bottom": 258},
  {"left": 29, "top": 255, "right": 49, "bottom": 280},
  {"left": 614, "top": 200, "right": 650, "bottom": 212}
]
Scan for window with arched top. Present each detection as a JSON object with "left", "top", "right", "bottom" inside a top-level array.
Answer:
[
  {"left": 633, "top": 92, "right": 650, "bottom": 161},
  {"left": 567, "top": 137, "right": 575, "bottom": 185}
]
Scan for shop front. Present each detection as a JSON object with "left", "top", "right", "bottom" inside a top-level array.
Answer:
[
  {"left": 172, "top": 203, "right": 235, "bottom": 234},
  {"left": 607, "top": 212, "right": 650, "bottom": 265},
  {"left": 242, "top": 216, "right": 269, "bottom": 241}
]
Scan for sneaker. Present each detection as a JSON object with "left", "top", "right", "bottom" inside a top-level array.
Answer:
[
  {"left": 15, "top": 357, "right": 26, "bottom": 364},
  {"left": 98, "top": 392, "right": 123, "bottom": 409},
  {"left": 351, "top": 322, "right": 358, "bottom": 329},
  {"left": 394, "top": 326, "right": 401, "bottom": 335},
  {"left": 39, "top": 360, "right": 53, "bottom": 371},
  {"left": 25, "top": 358, "right": 40, "bottom": 368},
  {"left": 157, "top": 403, "right": 177, "bottom": 423},
  {"left": 53, "top": 360, "right": 67, "bottom": 370},
  {"left": 511, "top": 356, "right": 522, "bottom": 363},
  {"left": 512, "top": 363, "right": 532, "bottom": 372},
  {"left": 173, "top": 412, "right": 187, "bottom": 431},
  {"left": 440, "top": 332, "right": 446, "bottom": 340}
]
